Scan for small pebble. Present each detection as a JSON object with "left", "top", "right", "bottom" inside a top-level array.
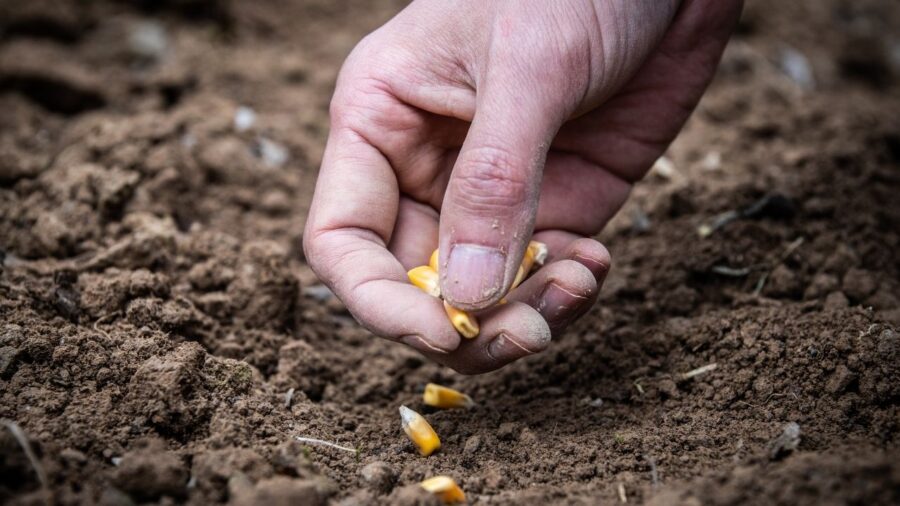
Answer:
[
  {"left": 359, "top": 461, "right": 396, "bottom": 494},
  {"left": 768, "top": 422, "right": 801, "bottom": 460},
  {"left": 255, "top": 137, "right": 289, "bottom": 168},
  {"left": 234, "top": 106, "right": 257, "bottom": 132},
  {"left": 651, "top": 156, "right": 677, "bottom": 179},
  {"left": 631, "top": 208, "right": 651, "bottom": 233},
  {"left": 701, "top": 151, "right": 722, "bottom": 171},
  {"left": 129, "top": 20, "right": 167, "bottom": 61},
  {"left": 463, "top": 435, "right": 482, "bottom": 454},
  {"left": 779, "top": 47, "right": 815, "bottom": 89}
]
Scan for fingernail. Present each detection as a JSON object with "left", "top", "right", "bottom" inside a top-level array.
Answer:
[
  {"left": 402, "top": 334, "right": 451, "bottom": 354},
  {"left": 573, "top": 254, "right": 610, "bottom": 283},
  {"left": 538, "top": 282, "right": 589, "bottom": 322},
  {"left": 444, "top": 244, "right": 506, "bottom": 305},
  {"left": 487, "top": 333, "right": 537, "bottom": 361}
]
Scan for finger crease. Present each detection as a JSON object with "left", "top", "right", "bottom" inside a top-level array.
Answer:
[
  {"left": 403, "top": 334, "right": 449, "bottom": 354},
  {"left": 498, "top": 332, "right": 539, "bottom": 354},
  {"left": 548, "top": 281, "right": 590, "bottom": 300}
]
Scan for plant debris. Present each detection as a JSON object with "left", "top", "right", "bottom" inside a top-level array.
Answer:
[{"left": 698, "top": 193, "right": 796, "bottom": 237}]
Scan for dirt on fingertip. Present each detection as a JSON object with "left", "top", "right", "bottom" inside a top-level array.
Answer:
[{"left": 1, "top": 0, "right": 898, "bottom": 504}]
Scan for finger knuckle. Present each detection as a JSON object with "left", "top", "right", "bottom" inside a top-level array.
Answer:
[
  {"left": 300, "top": 227, "right": 356, "bottom": 286},
  {"left": 452, "top": 146, "right": 531, "bottom": 213},
  {"left": 329, "top": 88, "right": 386, "bottom": 133},
  {"left": 301, "top": 226, "right": 324, "bottom": 269}
]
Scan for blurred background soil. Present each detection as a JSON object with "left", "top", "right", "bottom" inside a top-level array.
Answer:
[{"left": 0, "top": 0, "right": 898, "bottom": 504}]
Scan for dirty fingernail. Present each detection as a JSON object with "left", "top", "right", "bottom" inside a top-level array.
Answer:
[
  {"left": 538, "top": 282, "right": 589, "bottom": 322},
  {"left": 487, "top": 333, "right": 537, "bottom": 361},
  {"left": 402, "top": 334, "right": 451, "bottom": 354},
  {"left": 443, "top": 244, "right": 506, "bottom": 305},
  {"left": 573, "top": 254, "right": 610, "bottom": 284}
]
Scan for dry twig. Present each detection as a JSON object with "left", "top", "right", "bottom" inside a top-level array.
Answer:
[
  {"left": 681, "top": 363, "right": 718, "bottom": 380},
  {"left": 294, "top": 436, "right": 357, "bottom": 454}
]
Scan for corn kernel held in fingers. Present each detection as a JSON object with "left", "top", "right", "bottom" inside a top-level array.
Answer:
[
  {"left": 399, "top": 405, "right": 441, "bottom": 456},
  {"left": 511, "top": 240, "right": 548, "bottom": 290},
  {"left": 511, "top": 263, "right": 528, "bottom": 290},
  {"left": 420, "top": 476, "right": 466, "bottom": 504},
  {"left": 429, "top": 248, "right": 440, "bottom": 272},
  {"left": 423, "top": 383, "right": 474, "bottom": 409},
  {"left": 408, "top": 266, "right": 441, "bottom": 298},
  {"left": 443, "top": 301, "right": 479, "bottom": 338},
  {"left": 528, "top": 240, "right": 548, "bottom": 266}
]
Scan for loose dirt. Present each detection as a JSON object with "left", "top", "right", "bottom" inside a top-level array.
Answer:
[{"left": 1, "top": 0, "right": 898, "bottom": 504}]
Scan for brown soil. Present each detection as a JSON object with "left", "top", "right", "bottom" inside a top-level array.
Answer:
[{"left": 1, "top": 0, "right": 899, "bottom": 504}]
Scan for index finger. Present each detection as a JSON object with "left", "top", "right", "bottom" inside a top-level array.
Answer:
[{"left": 303, "top": 107, "right": 461, "bottom": 354}]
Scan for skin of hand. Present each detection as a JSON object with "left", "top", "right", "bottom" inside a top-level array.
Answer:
[{"left": 304, "top": 0, "right": 743, "bottom": 374}]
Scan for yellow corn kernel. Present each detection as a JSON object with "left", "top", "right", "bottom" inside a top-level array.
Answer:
[
  {"left": 429, "top": 248, "right": 440, "bottom": 272},
  {"left": 399, "top": 405, "right": 441, "bottom": 456},
  {"left": 423, "top": 383, "right": 474, "bottom": 409},
  {"left": 443, "top": 301, "right": 479, "bottom": 339},
  {"left": 408, "top": 266, "right": 441, "bottom": 298},
  {"left": 511, "top": 263, "right": 528, "bottom": 290},
  {"left": 420, "top": 476, "right": 466, "bottom": 504},
  {"left": 528, "top": 240, "right": 548, "bottom": 266},
  {"left": 511, "top": 240, "right": 548, "bottom": 289}
]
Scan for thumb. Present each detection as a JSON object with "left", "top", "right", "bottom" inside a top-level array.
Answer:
[{"left": 438, "top": 83, "right": 562, "bottom": 311}]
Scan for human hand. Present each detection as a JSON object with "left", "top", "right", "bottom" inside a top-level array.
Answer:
[{"left": 304, "top": 0, "right": 743, "bottom": 373}]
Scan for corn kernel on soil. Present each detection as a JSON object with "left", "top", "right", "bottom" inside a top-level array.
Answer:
[
  {"left": 399, "top": 405, "right": 441, "bottom": 456},
  {"left": 423, "top": 383, "right": 474, "bottom": 409},
  {"left": 420, "top": 476, "right": 466, "bottom": 504}
]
